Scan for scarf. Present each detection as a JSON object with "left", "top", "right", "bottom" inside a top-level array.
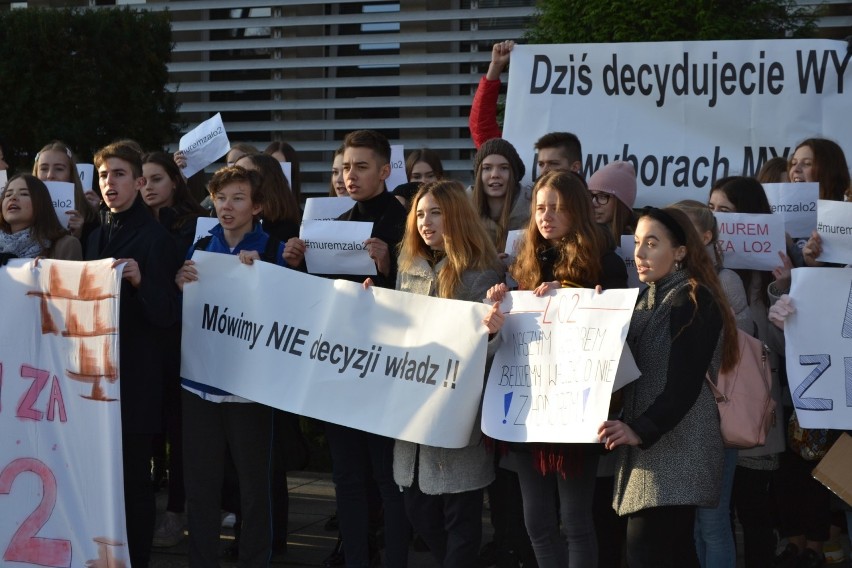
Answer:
[{"left": 0, "top": 228, "right": 45, "bottom": 258}]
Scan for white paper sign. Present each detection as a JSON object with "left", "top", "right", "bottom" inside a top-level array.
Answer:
[
  {"left": 504, "top": 229, "right": 524, "bottom": 259},
  {"left": 192, "top": 216, "right": 218, "bottom": 249},
  {"left": 179, "top": 113, "right": 231, "bottom": 178},
  {"left": 303, "top": 197, "right": 355, "bottom": 221},
  {"left": 616, "top": 234, "right": 642, "bottom": 289},
  {"left": 387, "top": 144, "right": 407, "bottom": 192},
  {"left": 784, "top": 267, "right": 852, "bottom": 429},
  {"left": 280, "top": 161, "right": 292, "bottom": 186},
  {"left": 76, "top": 163, "right": 94, "bottom": 191},
  {"left": 715, "top": 212, "right": 786, "bottom": 270},
  {"left": 0, "top": 169, "right": 7, "bottom": 188},
  {"left": 0, "top": 259, "right": 128, "bottom": 567},
  {"left": 761, "top": 182, "right": 820, "bottom": 237},
  {"left": 482, "top": 288, "right": 639, "bottom": 443},
  {"left": 181, "top": 252, "right": 490, "bottom": 448},
  {"left": 815, "top": 200, "right": 852, "bottom": 265},
  {"left": 45, "top": 181, "right": 75, "bottom": 229},
  {"left": 300, "top": 219, "right": 375, "bottom": 275},
  {"left": 502, "top": 41, "right": 852, "bottom": 206}
]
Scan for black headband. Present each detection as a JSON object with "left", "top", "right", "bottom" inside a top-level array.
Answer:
[{"left": 641, "top": 207, "right": 687, "bottom": 246}]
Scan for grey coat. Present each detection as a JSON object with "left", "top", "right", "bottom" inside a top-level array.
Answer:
[
  {"left": 613, "top": 270, "right": 725, "bottom": 516},
  {"left": 393, "top": 255, "right": 502, "bottom": 494}
]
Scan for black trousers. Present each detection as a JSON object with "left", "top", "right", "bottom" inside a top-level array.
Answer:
[
  {"left": 625, "top": 505, "right": 698, "bottom": 568},
  {"left": 123, "top": 432, "right": 155, "bottom": 567},
  {"left": 182, "top": 390, "right": 273, "bottom": 568},
  {"left": 404, "top": 482, "right": 484, "bottom": 568}
]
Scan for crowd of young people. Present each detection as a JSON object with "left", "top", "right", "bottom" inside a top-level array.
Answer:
[{"left": 1, "top": 39, "right": 850, "bottom": 568}]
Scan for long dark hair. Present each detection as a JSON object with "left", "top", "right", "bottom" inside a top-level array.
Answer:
[
  {"left": 264, "top": 141, "right": 302, "bottom": 203},
  {"left": 512, "top": 171, "right": 608, "bottom": 289},
  {"left": 141, "top": 152, "right": 206, "bottom": 230},
  {"left": 1, "top": 174, "right": 70, "bottom": 255},
  {"left": 638, "top": 207, "right": 739, "bottom": 372}
]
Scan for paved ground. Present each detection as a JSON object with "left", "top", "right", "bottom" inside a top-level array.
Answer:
[
  {"left": 150, "top": 471, "right": 852, "bottom": 567},
  {"left": 150, "top": 471, "right": 473, "bottom": 567}
]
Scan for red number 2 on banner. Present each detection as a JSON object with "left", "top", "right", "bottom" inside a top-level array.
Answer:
[{"left": 0, "top": 458, "right": 72, "bottom": 567}]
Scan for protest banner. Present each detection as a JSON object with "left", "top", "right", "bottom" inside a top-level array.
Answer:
[
  {"left": 784, "top": 267, "right": 852, "bottom": 429},
  {"left": 300, "top": 219, "right": 375, "bottom": 275},
  {"left": 386, "top": 144, "right": 407, "bottom": 192},
  {"left": 502, "top": 40, "right": 851, "bottom": 206},
  {"left": 180, "top": 252, "right": 490, "bottom": 448},
  {"left": 44, "top": 181, "right": 75, "bottom": 230},
  {"left": 482, "top": 288, "right": 639, "bottom": 443},
  {"left": 179, "top": 113, "right": 230, "bottom": 178},
  {"left": 715, "top": 212, "right": 786, "bottom": 270},
  {"left": 76, "top": 164, "right": 94, "bottom": 191},
  {"left": 303, "top": 196, "right": 355, "bottom": 221},
  {"left": 0, "top": 259, "right": 128, "bottom": 567},
  {"left": 762, "top": 182, "right": 819, "bottom": 237},
  {"left": 815, "top": 200, "right": 852, "bottom": 265}
]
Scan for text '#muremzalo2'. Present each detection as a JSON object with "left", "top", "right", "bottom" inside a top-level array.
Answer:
[
  {"left": 180, "top": 251, "right": 491, "bottom": 449},
  {"left": 502, "top": 39, "right": 851, "bottom": 207}
]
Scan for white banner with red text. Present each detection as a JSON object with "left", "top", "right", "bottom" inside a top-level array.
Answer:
[{"left": 0, "top": 259, "right": 127, "bottom": 568}]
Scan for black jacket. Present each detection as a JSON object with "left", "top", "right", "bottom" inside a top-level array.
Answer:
[{"left": 86, "top": 195, "right": 181, "bottom": 433}]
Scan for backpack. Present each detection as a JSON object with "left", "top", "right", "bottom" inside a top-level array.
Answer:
[
  {"left": 706, "top": 329, "right": 777, "bottom": 449},
  {"left": 193, "top": 234, "right": 281, "bottom": 264}
]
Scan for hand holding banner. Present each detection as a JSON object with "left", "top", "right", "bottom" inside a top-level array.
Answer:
[{"left": 180, "top": 252, "right": 490, "bottom": 447}]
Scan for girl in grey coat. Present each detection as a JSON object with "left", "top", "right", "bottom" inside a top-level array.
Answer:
[
  {"left": 378, "top": 180, "right": 505, "bottom": 568},
  {"left": 598, "top": 207, "right": 739, "bottom": 568}
]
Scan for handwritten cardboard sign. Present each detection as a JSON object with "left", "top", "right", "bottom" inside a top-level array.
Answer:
[{"left": 482, "top": 288, "right": 639, "bottom": 443}]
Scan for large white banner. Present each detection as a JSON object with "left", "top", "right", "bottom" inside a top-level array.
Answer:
[
  {"left": 482, "top": 288, "right": 638, "bottom": 443},
  {"left": 784, "top": 267, "right": 852, "bottom": 429},
  {"left": 180, "top": 252, "right": 491, "bottom": 448},
  {"left": 0, "top": 259, "right": 127, "bottom": 568},
  {"left": 503, "top": 40, "right": 852, "bottom": 206}
]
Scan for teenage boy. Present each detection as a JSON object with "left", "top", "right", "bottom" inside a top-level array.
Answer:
[
  {"left": 284, "top": 129, "right": 410, "bottom": 567},
  {"left": 176, "top": 165, "right": 296, "bottom": 568},
  {"left": 468, "top": 40, "right": 583, "bottom": 177},
  {"left": 85, "top": 141, "right": 181, "bottom": 568}
]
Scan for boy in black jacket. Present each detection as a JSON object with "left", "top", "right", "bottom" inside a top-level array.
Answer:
[
  {"left": 285, "top": 130, "right": 410, "bottom": 567},
  {"left": 85, "top": 141, "right": 181, "bottom": 567}
]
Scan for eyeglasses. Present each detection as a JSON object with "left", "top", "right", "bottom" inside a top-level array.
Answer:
[{"left": 590, "top": 192, "right": 611, "bottom": 205}]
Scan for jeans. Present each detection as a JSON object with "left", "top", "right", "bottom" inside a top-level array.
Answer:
[{"left": 694, "top": 447, "right": 737, "bottom": 568}]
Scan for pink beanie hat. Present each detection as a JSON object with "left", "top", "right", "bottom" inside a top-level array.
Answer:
[{"left": 587, "top": 161, "right": 636, "bottom": 209}]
